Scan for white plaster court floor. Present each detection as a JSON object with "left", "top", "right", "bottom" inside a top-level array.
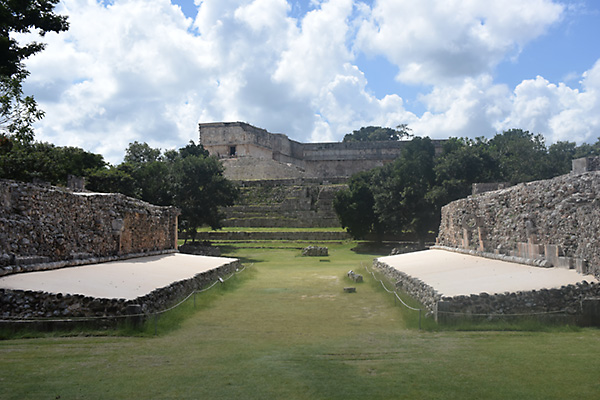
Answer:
[
  {"left": 377, "top": 249, "right": 598, "bottom": 297},
  {"left": 0, "top": 253, "right": 238, "bottom": 301}
]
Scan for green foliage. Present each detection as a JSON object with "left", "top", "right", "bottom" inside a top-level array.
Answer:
[
  {"left": 123, "top": 141, "right": 162, "bottom": 164},
  {"left": 171, "top": 149, "right": 238, "bottom": 239},
  {"left": 372, "top": 137, "right": 437, "bottom": 243},
  {"left": 1, "top": 0, "right": 69, "bottom": 142},
  {"left": 86, "top": 165, "right": 138, "bottom": 198},
  {"left": 0, "top": 0, "right": 69, "bottom": 77},
  {"left": 0, "top": 139, "right": 106, "bottom": 185},
  {"left": 0, "top": 74, "right": 44, "bottom": 143},
  {"left": 487, "top": 129, "right": 551, "bottom": 183},
  {"left": 335, "top": 128, "right": 600, "bottom": 241},
  {"left": 333, "top": 171, "right": 380, "bottom": 239},
  {"left": 342, "top": 124, "right": 412, "bottom": 142},
  {"left": 429, "top": 137, "right": 499, "bottom": 206}
]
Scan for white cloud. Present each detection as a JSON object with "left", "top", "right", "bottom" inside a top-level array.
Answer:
[
  {"left": 356, "top": 0, "right": 564, "bottom": 85},
  {"left": 499, "top": 60, "right": 600, "bottom": 143},
  {"left": 14, "top": 0, "right": 599, "bottom": 165},
  {"left": 413, "top": 75, "right": 512, "bottom": 138},
  {"left": 274, "top": 0, "right": 354, "bottom": 95}
]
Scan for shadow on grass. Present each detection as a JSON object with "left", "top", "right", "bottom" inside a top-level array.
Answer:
[
  {"left": 0, "top": 266, "right": 258, "bottom": 340},
  {"left": 135, "top": 266, "right": 258, "bottom": 337}
]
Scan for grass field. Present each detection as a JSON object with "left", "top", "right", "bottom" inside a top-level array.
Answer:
[
  {"left": 1, "top": 242, "right": 599, "bottom": 399},
  {"left": 197, "top": 226, "right": 347, "bottom": 232}
]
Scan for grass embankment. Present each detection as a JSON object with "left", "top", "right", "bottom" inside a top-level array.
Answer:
[{"left": 1, "top": 242, "right": 599, "bottom": 399}]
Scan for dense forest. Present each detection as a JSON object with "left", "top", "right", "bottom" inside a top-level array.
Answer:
[{"left": 334, "top": 128, "right": 600, "bottom": 243}]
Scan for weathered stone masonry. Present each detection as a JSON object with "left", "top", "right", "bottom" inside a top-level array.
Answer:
[
  {"left": 0, "top": 180, "right": 244, "bottom": 321},
  {"left": 436, "top": 171, "right": 600, "bottom": 278},
  {"left": 0, "top": 179, "right": 179, "bottom": 276},
  {"left": 374, "top": 164, "right": 600, "bottom": 322},
  {"left": 0, "top": 260, "right": 241, "bottom": 320}
]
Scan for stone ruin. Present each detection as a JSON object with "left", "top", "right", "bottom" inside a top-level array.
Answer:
[
  {"left": 0, "top": 179, "right": 179, "bottom": 276},
  {"left": 436, "top": 160, "right": 600, "bottom": 277},
  {"left": 375, "top": 157, "right": 600, "bottom": 324},
  {"left": 0, "top": 179, "right": 239, "bottom": 322},
  {"left": 302, "top": 246, "right": 328, "bottom": 257}
]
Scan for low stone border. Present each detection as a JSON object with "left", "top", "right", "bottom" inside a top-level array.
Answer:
[
  {"left": 0, "top": 259, "right": 240, "bottom": 320},
  {"left": 195, "top": 231, "right": 350, "bottom": 241},
  {"left": 430, "top": 245, "right": 551, "bottom": 268},
  {"left": 373, "top": 259, "right": 600, "bottom": 324},
  {"left": 0, "top": 249, "right": 178, "bottom": 278}
]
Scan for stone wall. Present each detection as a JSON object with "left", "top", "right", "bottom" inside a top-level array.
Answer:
[
  {"left": 199, "top": 122, "right": 446, "bottom": 180},
  {"left": 0, "top": 260, "right": 240, "bottom": 319},
  {"left": 0, "top": 179, "right": 179, "bottom": 275},
  {"left": 222, "top": 179, "right": 346, "bottom": 228},
  {"left": 373, "top": 259, "right": 600, "bottom": 323},
  {"left": 436, "top": 171, "right": 600, "bottom": 278},
  {"left": 195, "top": 231, "right": 350, "bottom": 241}
]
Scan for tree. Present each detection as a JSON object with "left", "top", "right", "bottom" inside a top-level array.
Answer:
[
  {"left": 372, "top": 137, "right": 437, "bottom": 245},
  {"left": 1, "top": 0, "right": 69, "bottom": 77},
  {"left": 0, "top": 139, "right": 106, "bottom": 185},
  {"left": 428, "top": 137, "right": 499, "bottom": 206},
  {"left": 334, "top": 136, "right": 437, "bottom": 244},
  {"left": 547, "top": 141, "right": 577, "bottom": 176},
  {"left": 487, "top": 129, "right": 550, "bottom": 183},
  {"left": 86, "top": 165, "right": 138, "bottom": 198},
  {"left": 333, "top": 170, "right": 381, "bottom": 239},
  {"left": 343, "top": 125, "right": 412, "bottom": 142},
  {"left": 124, "top": 141, "right": 162, "bottom": 164},
  {"left": 172, "top": 149, "right": 238, "bottom": 241},
  {"left": 1, "top": 0, "right": 69, "bottom": 141},
  {"left": 0, "top": 73, "right": 44, "bottom": 143}
]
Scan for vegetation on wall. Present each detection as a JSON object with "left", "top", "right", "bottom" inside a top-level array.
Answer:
[
  {"left": 342, "top": 124, "right": 413, "bottom": 142},
  {"left": 0, "top": 137, "right": 238, "bottom": 242},
  {"left": 87, "top": 141, "right": 238, "bottom": 241},
  {"left": 334, "top": 128, "right": 600, "bottom": 242}
]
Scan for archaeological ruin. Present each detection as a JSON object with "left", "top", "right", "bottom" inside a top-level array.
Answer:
[
  {"left": 199, "top": 121, "right": 446, "bottom": 228},
  {"left": 375, "top": 157, "right": 600, "bottom": 323},
  {"left": 0, "top": 179, "right": 239, "bottom": 320}
]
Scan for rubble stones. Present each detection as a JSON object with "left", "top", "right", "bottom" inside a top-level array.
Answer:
[
  {"left": 302, "top": 246, "right": 328, "bottom": 257},
  {"left": 0, "top": 179, "right": 179, "bottom": 274},
  {"left": 373, "top": 260, "right": 600, "bottom": 321},
  {"left": 178, "top": 242, "right": 221, "bottom": 257},
  {"left": 0, "top": 260, "right": 241, "bottom": 319},
  {"left": 436, "top": 171, "right": 600, "bottom": 278}
]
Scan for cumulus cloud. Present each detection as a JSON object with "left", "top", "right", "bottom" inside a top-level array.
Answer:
[
  {"left": 15, "top": 0, "right": 600, "bottom": 164},
  {"left": 499, "top": 60, "right": 600, "bottom": 143},
  {"left": 356, "top": 0, "right": 564, "bottom": 85}
]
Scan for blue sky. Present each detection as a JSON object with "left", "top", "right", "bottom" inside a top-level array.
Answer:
[{"left": 18, "top": 0, "right": 600, "bottom": 163}]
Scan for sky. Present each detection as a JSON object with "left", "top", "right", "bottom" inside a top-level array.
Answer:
[{"left": 16, "top": 0, "right": 600, "bottom": 164}]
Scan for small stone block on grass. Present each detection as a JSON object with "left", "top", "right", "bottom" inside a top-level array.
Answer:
[
  {"left": 302, "top": 246, "right": 328, "bottom": 257},
  {"left": 347, "top": 270, "right": 363, "bottom": 283},
  {"left": 344, "top": 287, "right": 356, "bottom": 293}
]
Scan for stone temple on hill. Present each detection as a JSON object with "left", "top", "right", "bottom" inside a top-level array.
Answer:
[{"left": 198, "top": 122, "right": 445, "bottom": 181}]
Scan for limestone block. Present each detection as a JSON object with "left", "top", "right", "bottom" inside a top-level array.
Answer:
[{"left": 302, "top": 246, "right": 328, "bottom": 257}]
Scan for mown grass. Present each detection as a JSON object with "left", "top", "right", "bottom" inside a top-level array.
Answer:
[
  {"left": 197, "top": 226, "right": 347, "bottom": 232},
  {"left": 1, "top": 242, "right": 599, "bottom": 399}
]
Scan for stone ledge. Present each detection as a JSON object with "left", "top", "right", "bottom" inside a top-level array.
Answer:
[
  {"left": 0, "top": 249, "right": 178, "bottom": 278},
  {"left": 430, "top": 245, "right": 551, "bottom": 268},
  {"left": 1, "top": 259, "right": 240, "bottom": 319}
]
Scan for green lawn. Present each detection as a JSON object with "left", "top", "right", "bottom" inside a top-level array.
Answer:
[
  {"left": 197, "top": 226, "right": 347, "bottom": 232},
  {"left": 1, "top": 242, "right": 599, "bottom": 399}
]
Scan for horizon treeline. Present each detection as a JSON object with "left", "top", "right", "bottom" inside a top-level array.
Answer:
[{"left": 333, "top": 128, "right": 600, "bottom": 243}]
